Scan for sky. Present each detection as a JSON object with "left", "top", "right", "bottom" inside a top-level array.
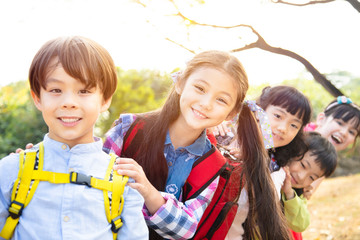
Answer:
[{"left": 0, "top": 0, "right": 359, "bottom": 88}]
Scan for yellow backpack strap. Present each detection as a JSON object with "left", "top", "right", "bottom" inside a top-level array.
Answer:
[
  {"left": 0, "top": 142, "right": 44, "bottom": 239},
  {"left": 103, "top": 154, "right": 129, "bottom": 240}
]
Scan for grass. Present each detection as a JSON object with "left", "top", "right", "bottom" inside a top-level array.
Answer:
[{"left": 302, "top": 173, "right": 360, "bottom": 240}]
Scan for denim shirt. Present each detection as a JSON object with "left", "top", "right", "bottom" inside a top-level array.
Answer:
[
  {"left": 164, "top": 130, "right": 211, "bottom": 199},
  {"left": 0, "top": 134, "right": 148, "bottom": 240}
]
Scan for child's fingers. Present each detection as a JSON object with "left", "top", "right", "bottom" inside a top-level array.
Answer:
[
  {"left": 230, "top": 148, "right": 241, "bottom": 158},
  {"left": 219, "top": 122, "right": 230, "bottom": 136},
  {"left": 115, "top": 157, "right": 137, "bottom": 165},
  {"left": 210, "top": 126, "right": 219, "bottom": 136},
  {"left": 26, "top": 143, "right": 34, "bottom": 149}
]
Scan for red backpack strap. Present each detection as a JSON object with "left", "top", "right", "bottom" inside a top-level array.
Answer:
[
  {"left": 182, "top": 146, "right": 227, "bottom": 200},
  {"left": 121, "top": 117, "right": 145, "bottom": 158},
  {"left": 192, "top": 160, "right": 244, "bottom": 240}
]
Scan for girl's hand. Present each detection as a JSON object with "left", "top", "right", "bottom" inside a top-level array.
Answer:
[
  {"left": 114, "top": 157, "right": 166, "bottom": 214},
  {"left": 209, "top": 121, "right": 230, "bottom": 136},
  {"left": 303, "top": 185, "right": 314, "bottom": 200},
  {"left": 11, "top": 143, "right": 33, "bottom": 155},
  {"left": 282, "top": 166, "right": 295, "bottom": 200}
]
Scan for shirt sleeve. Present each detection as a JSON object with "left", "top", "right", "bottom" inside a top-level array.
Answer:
[
  {"left": 116, "top": 184, "right": 148, "bottom": 240},
  {"left": 142, "top": 177, "right": 219, "bottom": 239},
  {"left": 270, "top": 167, "right": 286, "bottom": 200},
  {"left": 103, "top": 114, "right": 136, "bottom": 156},
  {"left": 0, "top": 154, "right": 19, "bottom": 239},
  {"left": 282, "top": 190, "right": 310, "bottom": 232}
]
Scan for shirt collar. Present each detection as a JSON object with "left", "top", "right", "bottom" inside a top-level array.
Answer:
[
  {"left": 43, "top": 134, "right": 103, "bottom": 154},
  {"left": 164, "top": 130, "right": 207, "bottom": 157}
]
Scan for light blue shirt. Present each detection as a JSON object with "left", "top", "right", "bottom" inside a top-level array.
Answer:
[
  {"left": 164, "top": 130, "right": 211, "bottom": 199},
  {"left": 0, "top": 134, "right": 148, "bottom": 240}
]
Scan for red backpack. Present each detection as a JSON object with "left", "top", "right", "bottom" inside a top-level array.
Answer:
[
  {"left": 183, "top": 147, "right": 244, "bottom": 240},
  {"left": 122, "top": 118, "right": 244, "bottom": 239}
]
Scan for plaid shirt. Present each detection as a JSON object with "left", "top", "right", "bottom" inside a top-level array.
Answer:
[{"left": 103, "top": 114, "right": 219, "bottom": 239}]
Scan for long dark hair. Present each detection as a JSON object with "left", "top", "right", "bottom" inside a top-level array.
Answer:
[
  {"left": 133, "top": 50, "right": 249, "bottom": 239},
  {"left": 237, "top": 105, "right": 291, "bottom": 240},
  {"left": 257, "top": 86, "right": 312, "bottom": 167},
  {"left": 134, "top": 50, "right": 249, "bottom": 191}
]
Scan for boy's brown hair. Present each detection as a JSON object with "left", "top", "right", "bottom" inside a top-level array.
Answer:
[{"left": 29, "top": 36, "right": 117, "bottom": 101}]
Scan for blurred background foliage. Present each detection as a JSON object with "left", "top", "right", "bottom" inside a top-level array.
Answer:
[{"left": 1, "top": 69, "right": 359, "bottom": 176}]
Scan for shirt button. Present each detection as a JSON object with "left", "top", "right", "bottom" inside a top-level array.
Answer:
[
  {"left": 168, "top": 162, "right": 173, "bottom": 166},
  {"left": 63, "top": 216, "right": 70, "bottom": 222},
  {"left": 61, "top": 144, "right": 67, "bottom": 150}
]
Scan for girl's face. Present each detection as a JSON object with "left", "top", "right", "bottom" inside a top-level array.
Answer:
[
  {"left": 176, "top": 67, "right": 238, "bottom": 134},
  {"left": 266, "top": 105, "right": 303, "bottom": 148},
  {"left": 316, "top": 113, "right": 358, "bottom": 151}
]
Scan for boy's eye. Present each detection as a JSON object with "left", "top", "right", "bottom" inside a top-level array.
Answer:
[
  {"left": 79, "top": 89, "right": 92, "bottom": 94},
  {"left": 301, "top": 162, "right": 305, "bottom": 169},
  {"left": 310, "top": 176, "right": 315, "bottom": 181},
  {"left": 291, "top": 123, "right": 299, "bottom": 129},
  {"left": 49, "top": 89, "right": 61, "bottom": 93}
]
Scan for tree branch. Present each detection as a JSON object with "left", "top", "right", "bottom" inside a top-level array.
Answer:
[
  {"left": 272, "top": 0, "right": 360, "bottom": 13},
  {"left": 168, "top": 5, "right": 343, "bottom": 97},
  {"left": 346, "top": 0, "right": 360, "bottom": 12},
  {"left": 164, "top": 38, "right": 196, "bottom": 54},
  {"left": 271, "top": 0, "right": 336, "bottom": 6}
]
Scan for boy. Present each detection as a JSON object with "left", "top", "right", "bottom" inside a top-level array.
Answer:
[
  {"left": 282, "top": 131, "right": 337, "bottom": 233},
  {"left": 0, "top": 36, "right": 148, "bottom": 239}
]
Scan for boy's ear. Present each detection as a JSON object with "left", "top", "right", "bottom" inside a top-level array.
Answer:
[
  {"left": 100, "top": 97, "right": 112, "bottom": 113},
  {"left": 31, "top": 91, "right": 42, "bottom": 111},
  {"left": 316, "top": 112, "right": 326, "bottom": 126}
]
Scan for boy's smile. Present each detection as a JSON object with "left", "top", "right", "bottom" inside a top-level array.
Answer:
[{"left": 31, "top": 61, "right": 111, "bottom": 148}]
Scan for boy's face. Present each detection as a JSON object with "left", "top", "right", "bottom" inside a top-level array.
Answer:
[
  {"left": 316, "top": 113, "right": 358, "bottom": 151},
  {"left": 288, "top": 151, "right": 324, "bottom": 189},
  {"left": 265, "top": 105, "right": 303, "bottom": 148},
  {"left": 31, "top": 62, "right": 111, "bottom": 148}
]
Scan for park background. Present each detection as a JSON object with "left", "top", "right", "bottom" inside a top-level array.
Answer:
[{"left": 0, "top": 0, "right": 359, "bottom": 239}]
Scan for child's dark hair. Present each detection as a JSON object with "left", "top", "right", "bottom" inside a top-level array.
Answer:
[
  {"left": 237, "top": 106, "right": 291, "bottom": 240},
  {"left": 134, "top": 50, "right": 248, "bottom": 191},
  {"left": 303, "top": 132, "right": 337, "bottom": 177},
  {"left": 324, "top": 98, "right": 360, "bottom": 146},
  {"left": 29, "top": 36, "right": 117, "bottom": 101},
  {"left": 131, "top": 50, "right": 291, "bottom": 240},
  {"left": 257, "top": 86, "right": 312, "bottom": 167}
]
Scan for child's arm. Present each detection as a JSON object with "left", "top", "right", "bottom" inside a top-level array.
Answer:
[
  {"left": 282, "top": 167, "right": 310, "bottom": 232},
  {"left": 114, "top": 157, "right": 166, "bottom": 214},
  {"left": 114, "top": 157, "right": 218, "bottom": 239},
  {"left": 116, "top": 182, "right": 148, "bottom": 240},
  {"left": 282, "top": 192, "right": 310, "bottom": 233}
]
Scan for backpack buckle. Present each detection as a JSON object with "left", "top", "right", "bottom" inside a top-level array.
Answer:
[
  {"left": 9, "top": 201, "right": 24, "bottom": 219},
  {"left": 111, "top": 215, "right": 123, "bottom": 233},
  {"left": 69, "top": 172, "right": 92, "bottom": 187}
]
